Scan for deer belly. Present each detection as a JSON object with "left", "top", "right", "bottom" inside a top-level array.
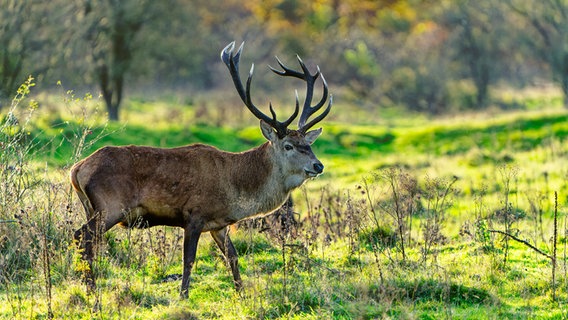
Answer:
[
  {"left": 202, "top": 217, "right": 239, "bottom": 231},
  {"left": 227, "top": 195, "right": 285, "bottom": 222},
  {"left": 120, "top": 205, "right": 184, "bottom": 228}
]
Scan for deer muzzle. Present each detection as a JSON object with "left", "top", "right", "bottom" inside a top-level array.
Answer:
[
  {"left": 313, "top": 162, "right": 324, "bottom": 174},
  {"left": 305, "top": 161, "right": 324, "bottom": 177}
]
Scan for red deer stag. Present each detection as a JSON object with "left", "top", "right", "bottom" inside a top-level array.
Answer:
[{"left": 71, "top": 41, "right": 332, "bottom": 297}]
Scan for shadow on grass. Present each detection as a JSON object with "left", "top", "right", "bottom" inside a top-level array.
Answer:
[
  {"left": 160, "top": 309, "right": 200, "bottom": 320},
  {"left": 371, "top": 278, "right": 494, "bottom": 306}
]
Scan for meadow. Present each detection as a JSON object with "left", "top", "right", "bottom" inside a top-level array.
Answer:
[{"left": 1, "top": 81, "right": 568, "bottom": 319}]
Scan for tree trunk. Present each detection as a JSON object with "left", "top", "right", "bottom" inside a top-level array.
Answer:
[
  {"left": 107, "top": 103, "right": 119, "bottom": 122},
  {"left": 562, "top": 74, "right": 568, "bottom": 109},
  {"left": 99, "top": 64, "right": 122, "bottom": 121}
]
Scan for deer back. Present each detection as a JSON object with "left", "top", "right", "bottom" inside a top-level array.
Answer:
[{"left": 71, "top": 142, "right": 296, "bottom": 231}]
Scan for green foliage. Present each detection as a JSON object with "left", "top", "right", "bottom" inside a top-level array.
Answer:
[
  {"left": 114, "top": 283, "right": 171, "bottom": 309},
  {"left": 3, "top": 0, "right": 568, "bottom": 117},
  {"left": 2, "top": 84, "right": 568, "bottom": 318},
  {"left": 475, "top": 219, "right": 494, "bottom": 252},
  {"left": 344, "top": 41, "right": 381, "bottom": 96},
  {"left": 382, "top": 277, "right": 492, "bottom": 306},
  {"left": 231, "top": 233, "right": 278, "bottom": 255},
  {"left": 359, "top": 225, "right": 397, "bottom": 250},
  {"left": 0, "top": 76, "right": 39, "bottom": 284}
]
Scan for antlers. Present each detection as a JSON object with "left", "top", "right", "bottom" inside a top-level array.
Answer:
[
  {"left": 269, "top": 55, "right": 332, "bottom": 134},
  {"left": 221, "top": 41, "right": 332, "bottom": 137}
]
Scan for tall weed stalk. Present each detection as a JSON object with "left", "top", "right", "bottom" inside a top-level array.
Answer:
[
  {"left": 0, "top": 76, "right": 38, "bottom": 216},
  {"left": 57, "top": 85, "right": 110, "bottom": 165},
  {"left": 363, "top": 168, "right": 419, "bottom": 262},
  {"left": 0, "top": 79, "right": 111, "bottom": 318},
  {"left": 420, "top": 175, "right": 458, "bottom": 263},
  {"left": 497, "top": 164, "right": 519, "bottom": 267},
  {"left": 0, "top": 77, "right": 39, "bottom": 287}
]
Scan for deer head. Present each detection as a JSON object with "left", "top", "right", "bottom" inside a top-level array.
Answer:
[{"left": 221, "top": 41, "right": 332, "bottom": 185}]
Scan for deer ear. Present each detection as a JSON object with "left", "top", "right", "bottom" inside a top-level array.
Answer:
[
  {"left": 304, "top": 127, "right": 322, "bottom": 145},
  {"left": 260, "top": 120, "right": 278, "bottom": 142}
]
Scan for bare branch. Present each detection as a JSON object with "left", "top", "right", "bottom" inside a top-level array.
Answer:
[{"left": 488, "top": 229, "right": 553, "bottom": 260}]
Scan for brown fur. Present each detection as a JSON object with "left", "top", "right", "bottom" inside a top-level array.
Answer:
[{"left": 71, "top": 128, "right": 323, "bottom": 297}]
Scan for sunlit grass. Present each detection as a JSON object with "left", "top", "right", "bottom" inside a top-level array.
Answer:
[{"left": 3, "top": 86, "right": 568, "bottom": 318}]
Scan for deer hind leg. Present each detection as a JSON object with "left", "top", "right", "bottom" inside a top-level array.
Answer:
[
  {"left": 211, "top": 227, "right": 242, "bottom": 291},
  {"left": 74, "top": 213, "right": 103, "bottom": 293},
  {"left": 72, "top": 186, "right": 100, "bottom": 293},
  {"left": 180, "top": 217, "right": 204, "bottom": 299},
  {"left": 73, "top": 194, "right": 125, "bottom": 293}
]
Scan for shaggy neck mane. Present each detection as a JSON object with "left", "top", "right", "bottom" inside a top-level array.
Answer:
[{"left": 230, "top": 142, "right": 274, "bottom": 193}]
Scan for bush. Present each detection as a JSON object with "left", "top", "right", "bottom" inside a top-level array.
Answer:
[
  {"left": 359, "top": 225, "right": 397, "bottom": 250},
  {"left": 0, "top": 77, "right": 39, "bottom": 285}
]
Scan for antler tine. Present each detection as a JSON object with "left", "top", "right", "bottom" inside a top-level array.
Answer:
[
  {"left": 270, "top": 56, "right": 304, "bottom": 79},
  {"left": 221, "top": 41, "right": 247, "bottom": 103},
  {"left": 301, "top": 93, "right": 333, "bottom": 133},
  {"left": 221, "top": 41, "right": 297, "bottom": 138},
  {"left": 269, "top": 56, "right": 331, "bottom": 134}
]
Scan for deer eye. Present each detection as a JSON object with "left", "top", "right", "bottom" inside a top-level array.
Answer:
[{"left": 284, "top": 144, "right": 293, "bottom": 151}]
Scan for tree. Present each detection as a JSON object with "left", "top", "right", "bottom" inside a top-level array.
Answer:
[
  {"left": 0, "top": 1, "right": 54, "bottom": 108},
  {"left": 440, "top": 0, "right": 508, "bottom": 109},
  {"left": 445, "top": 2, "right": 490, "bottom": 108},
  {"left": 508, "top": 0, "right": 568, "bottom": 108},
  {"left": 79, "top": 0, "right": 157, "bottom": 121}
]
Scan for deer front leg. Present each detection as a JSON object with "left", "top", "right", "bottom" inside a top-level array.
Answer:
[
  {"left": 180, "top": 219, "right": 204, "bottom": 299},
  {"left": 211, "top": 227, "right": 242, "bottom": 291}
]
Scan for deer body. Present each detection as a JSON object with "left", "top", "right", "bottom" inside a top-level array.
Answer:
[
  {"left": 72, "top": 136, "right": 317, "bottom": 232},
  {"left": 72, "top": 42, "right": 331, "bottom": 297}
]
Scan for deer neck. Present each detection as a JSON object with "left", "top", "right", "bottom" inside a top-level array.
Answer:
[
  {"left": 230, "top": 142, "right": 300, "bottom": 216},
  {"left": 231, "top": 142, "right": 283, "bottom": 193}
]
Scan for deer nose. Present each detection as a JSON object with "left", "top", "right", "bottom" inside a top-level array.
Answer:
[{"left": 313, "top": 162, "right": 324, "bottom": 174}]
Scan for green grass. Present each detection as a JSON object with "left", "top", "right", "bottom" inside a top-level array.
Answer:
[{"left": 2, "top": 90, "right": 568, "bottom": 319}]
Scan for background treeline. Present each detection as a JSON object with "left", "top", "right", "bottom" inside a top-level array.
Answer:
[{"left": 1, "top": 0, "right": 566, "bottom": 119}]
